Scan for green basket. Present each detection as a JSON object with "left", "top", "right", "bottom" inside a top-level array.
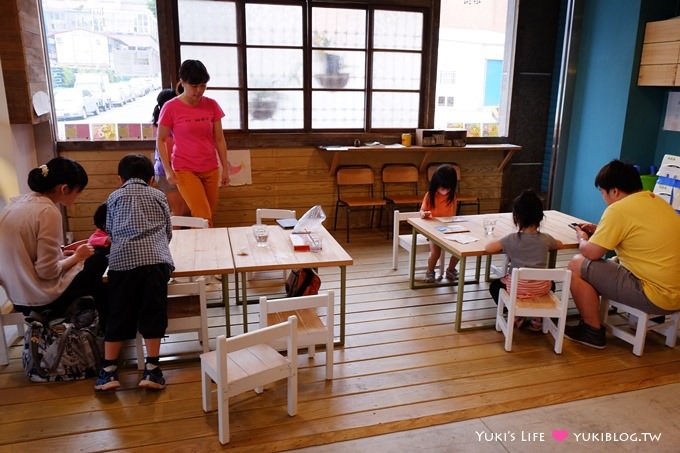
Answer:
[{"left": 640, "top": 174, "right": 658, "bottom": 192}]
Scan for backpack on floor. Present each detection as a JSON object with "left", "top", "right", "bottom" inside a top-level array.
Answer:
[
  {"left": 22, "top": 296, "right": 103, "bottom": 383},
  {"left": 285, "top": 268, "right": 321, "bottom": 297}
]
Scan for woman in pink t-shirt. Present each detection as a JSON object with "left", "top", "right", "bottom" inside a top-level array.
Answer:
[{"left": 156, "top": 60, "right": 228, "bottom": 226}]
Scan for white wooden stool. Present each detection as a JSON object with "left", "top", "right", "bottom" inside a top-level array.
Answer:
[
  {"left": 0, "top": 293, "right": 25, "bottom": 366},
  {"left": 602, "top": 298, "right": 680, "bottom": 357}
]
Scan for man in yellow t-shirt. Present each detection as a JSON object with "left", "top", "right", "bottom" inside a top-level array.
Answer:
[{"left": 566, "top": 160, "right": 680, "bottom": 349}]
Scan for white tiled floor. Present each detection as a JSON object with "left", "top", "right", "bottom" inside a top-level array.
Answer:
[{"left": 293, "top": 383, "right": 680, "bottom": 452}]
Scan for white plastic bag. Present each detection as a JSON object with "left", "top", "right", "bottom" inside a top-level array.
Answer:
[{"left": 292, "top": 205, "right": 327, "bottom": 233}]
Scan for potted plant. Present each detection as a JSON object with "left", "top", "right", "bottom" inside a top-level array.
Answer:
[
  {"left": 315, "top": 53, "right": 350, "bottom": 89},
  {"left": 313, "top": 31, "right": 349, "bottom": 89},
  {"left": 249, "top": 91, "right": 279, "bottom": 120}
]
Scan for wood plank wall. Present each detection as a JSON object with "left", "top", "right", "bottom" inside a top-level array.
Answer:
[
  {"left": 61, "top": 147, "right": 510, "bottom": 241},
  {"left": 0, "top": 0, "right": 49, "bottom": 124}
]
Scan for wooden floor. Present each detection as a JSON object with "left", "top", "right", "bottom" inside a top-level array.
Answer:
[{"left": 2, "top": 229, "right": 680, "bottom": 452}]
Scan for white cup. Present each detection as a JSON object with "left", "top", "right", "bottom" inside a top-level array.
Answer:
[
  {"left": 483, "top": 219, "right": 496, "bottom": 236},
  {"left": 252, "top": 224, "right": 269, "bottom": 247}
]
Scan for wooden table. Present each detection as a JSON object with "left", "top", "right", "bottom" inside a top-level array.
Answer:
[
  {"left": 228, "top": 225, "right": 353, "bottom": 344},
  {"left": 169, "top": 227, "right": 235, "bottom": 335},
  {"left": 407, "top": 210, "right": 586, "bottom": 331}
]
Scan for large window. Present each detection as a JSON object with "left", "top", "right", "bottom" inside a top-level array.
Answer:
[
  {"left": 42, "top": 0, "right": 518, "bottom": 141},
  {"left": 177, "top": 1, "right": 424, "bottom": 131},
  {"left": 434, "top": 0, "right": 517, "bottom": 137},
  {"left": 42, "top": 0, "right": 162, "bottom": 141}
]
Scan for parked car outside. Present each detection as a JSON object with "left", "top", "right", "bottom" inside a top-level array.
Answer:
[
  {"left": 54, "top": 87, "right": 99, "bottom": 120},
  {"left": 109, "top": 82, "right": 131, "bottom": 107},
  {"left": 74, "top": 73, "right": 111, "bottom": 111}
]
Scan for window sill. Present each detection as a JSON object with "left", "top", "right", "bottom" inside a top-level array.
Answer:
[{"left": 55, "top": 132, "right": 510, "bottom": 152}]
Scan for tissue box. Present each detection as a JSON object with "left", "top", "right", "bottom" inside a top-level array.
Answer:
[
  {"left": 290, "top": 233, "right": 311, "bottom": 251},
  {"left": 415, "top": 128, "right": 467, "bottom": 147}
]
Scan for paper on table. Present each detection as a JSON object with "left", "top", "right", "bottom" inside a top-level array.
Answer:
[
  {"left": 445, "top": 234, "right": 478, "bottom": 244},
  {"left": 435, "top": 224, "right": 469, "bottom": 233}
]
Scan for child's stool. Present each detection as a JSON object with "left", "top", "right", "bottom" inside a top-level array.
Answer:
[
  {"left": 0, "top": 297, "right": 25, "bottom": 366},
  {"left": 601, "top": 297, "right": 680, "bottom": 356}
]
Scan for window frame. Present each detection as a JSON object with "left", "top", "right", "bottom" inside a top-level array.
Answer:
[
  {"left": 55, "top": 0, "right": 516, "bottom": 150},
  {"left": 155, "top": 0, "right": 439, "bottom": 147}
]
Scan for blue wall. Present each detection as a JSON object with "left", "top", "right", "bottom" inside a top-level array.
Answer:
[
  {"left": 557, "top": 0, "right": 680, "bottom": 222},
  {"left": 558, "top": 0, "right": 642, "bottom": 223}
]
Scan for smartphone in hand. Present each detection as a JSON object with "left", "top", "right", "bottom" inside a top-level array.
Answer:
[{"left": 568, "top": 222, "right": 578, "bottom": 230}]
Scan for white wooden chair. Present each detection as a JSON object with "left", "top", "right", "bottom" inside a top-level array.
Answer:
[
  {"left": 170, "top": 215, "right": 209, "bottom": 229},
  {"left": 496, "top": 268, "right": 572, "bottom": 354},
  {"left": 0, "top": 286, "right": 25, "bottom": 366},
  {"left": 200, "top": 316, "right": 298, "bottom": 444},
  {"left": 254, "top": 209, "right": 297, "bottom": 281},
  {"left": 392, "top": 210, "right": 444, "bottom": 274},
  {"left": 601, "top": 297, "right": 680, "bottom": 357},
  {"left": 135, "top": 280, "right": 209, "bottom": 369},
  {"left": 255, "top": 208, "right": 296, "bottom": 225},
  {"left": 259, "top": 290, "right": 334, "bottom": 379}
]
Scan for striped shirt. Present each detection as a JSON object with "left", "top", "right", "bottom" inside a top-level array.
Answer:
[{"left": 106, "top": 178, "right": 174, "bottom": 272}]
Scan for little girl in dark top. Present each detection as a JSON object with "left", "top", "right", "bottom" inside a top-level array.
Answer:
[
  {"left": 88, "top": 202, "right": 111, "bottom": 248},
  {"left": 484, "top": 189, "right": 563, "bottom": 330}
]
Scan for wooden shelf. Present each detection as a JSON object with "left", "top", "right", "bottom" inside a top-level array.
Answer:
[
  {"left": 318, "top": 144, "right": 521, "bottom": 175},
  {"left": 638, "top": 17, "right": 680, "bottom": 87}
]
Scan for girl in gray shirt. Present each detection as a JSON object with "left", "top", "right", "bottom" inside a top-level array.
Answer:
[{"left": 484, "top": 190, "right": 563, "bottom": 330}]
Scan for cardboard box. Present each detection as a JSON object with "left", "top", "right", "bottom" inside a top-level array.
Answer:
[
  {"left": 290, "top": 233, "right": 311, "bottom": 251},
  {"left": 415, "top": 128, "right": 467, "bottom": 147}
]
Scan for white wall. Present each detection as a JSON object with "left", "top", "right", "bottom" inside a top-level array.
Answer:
[{"left": 0, "top": 58, "right": 40, "bottom": 210}]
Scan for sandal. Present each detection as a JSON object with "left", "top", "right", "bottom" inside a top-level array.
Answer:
[
  {"left": 445, "top": 268, "right": 458, "bottom": 281},
  {"left": 424, "top": 271, "right": 436, "bottom": 283},
  {"left": 527, "top": 318, "right": 543, "bottom": 332}
]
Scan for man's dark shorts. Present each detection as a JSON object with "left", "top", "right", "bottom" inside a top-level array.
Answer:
[{"left": 581, "top": 258, "right": 673, "bottom": 315}]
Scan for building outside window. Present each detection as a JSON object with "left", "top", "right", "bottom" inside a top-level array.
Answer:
[
  {"left": 434, "top": 0, "right": 516, "bottom": 137},
  {"left": 42, "top": 0, "right": 162, "bottom": 141}
]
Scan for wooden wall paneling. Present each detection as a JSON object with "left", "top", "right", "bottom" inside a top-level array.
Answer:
[
  {"left": 0, "top": 0, "right": 30, "bottom": 124},
  {"left": 61, "top": 149, "right": 153, "bottom": 239},
  {"left": 60, "top": 146, "right": 513, "bottom": 240},
  {"left": 0, "top": 0, "right": 49, "bottom": 124}
]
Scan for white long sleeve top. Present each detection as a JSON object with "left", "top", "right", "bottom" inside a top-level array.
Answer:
[{"left": 0, "top": 193, "right": 82, "bottom": 306}]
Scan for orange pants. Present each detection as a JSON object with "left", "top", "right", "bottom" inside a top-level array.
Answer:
[{"left": 174, "top": 168, "right": 219, "bottom": 227}]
